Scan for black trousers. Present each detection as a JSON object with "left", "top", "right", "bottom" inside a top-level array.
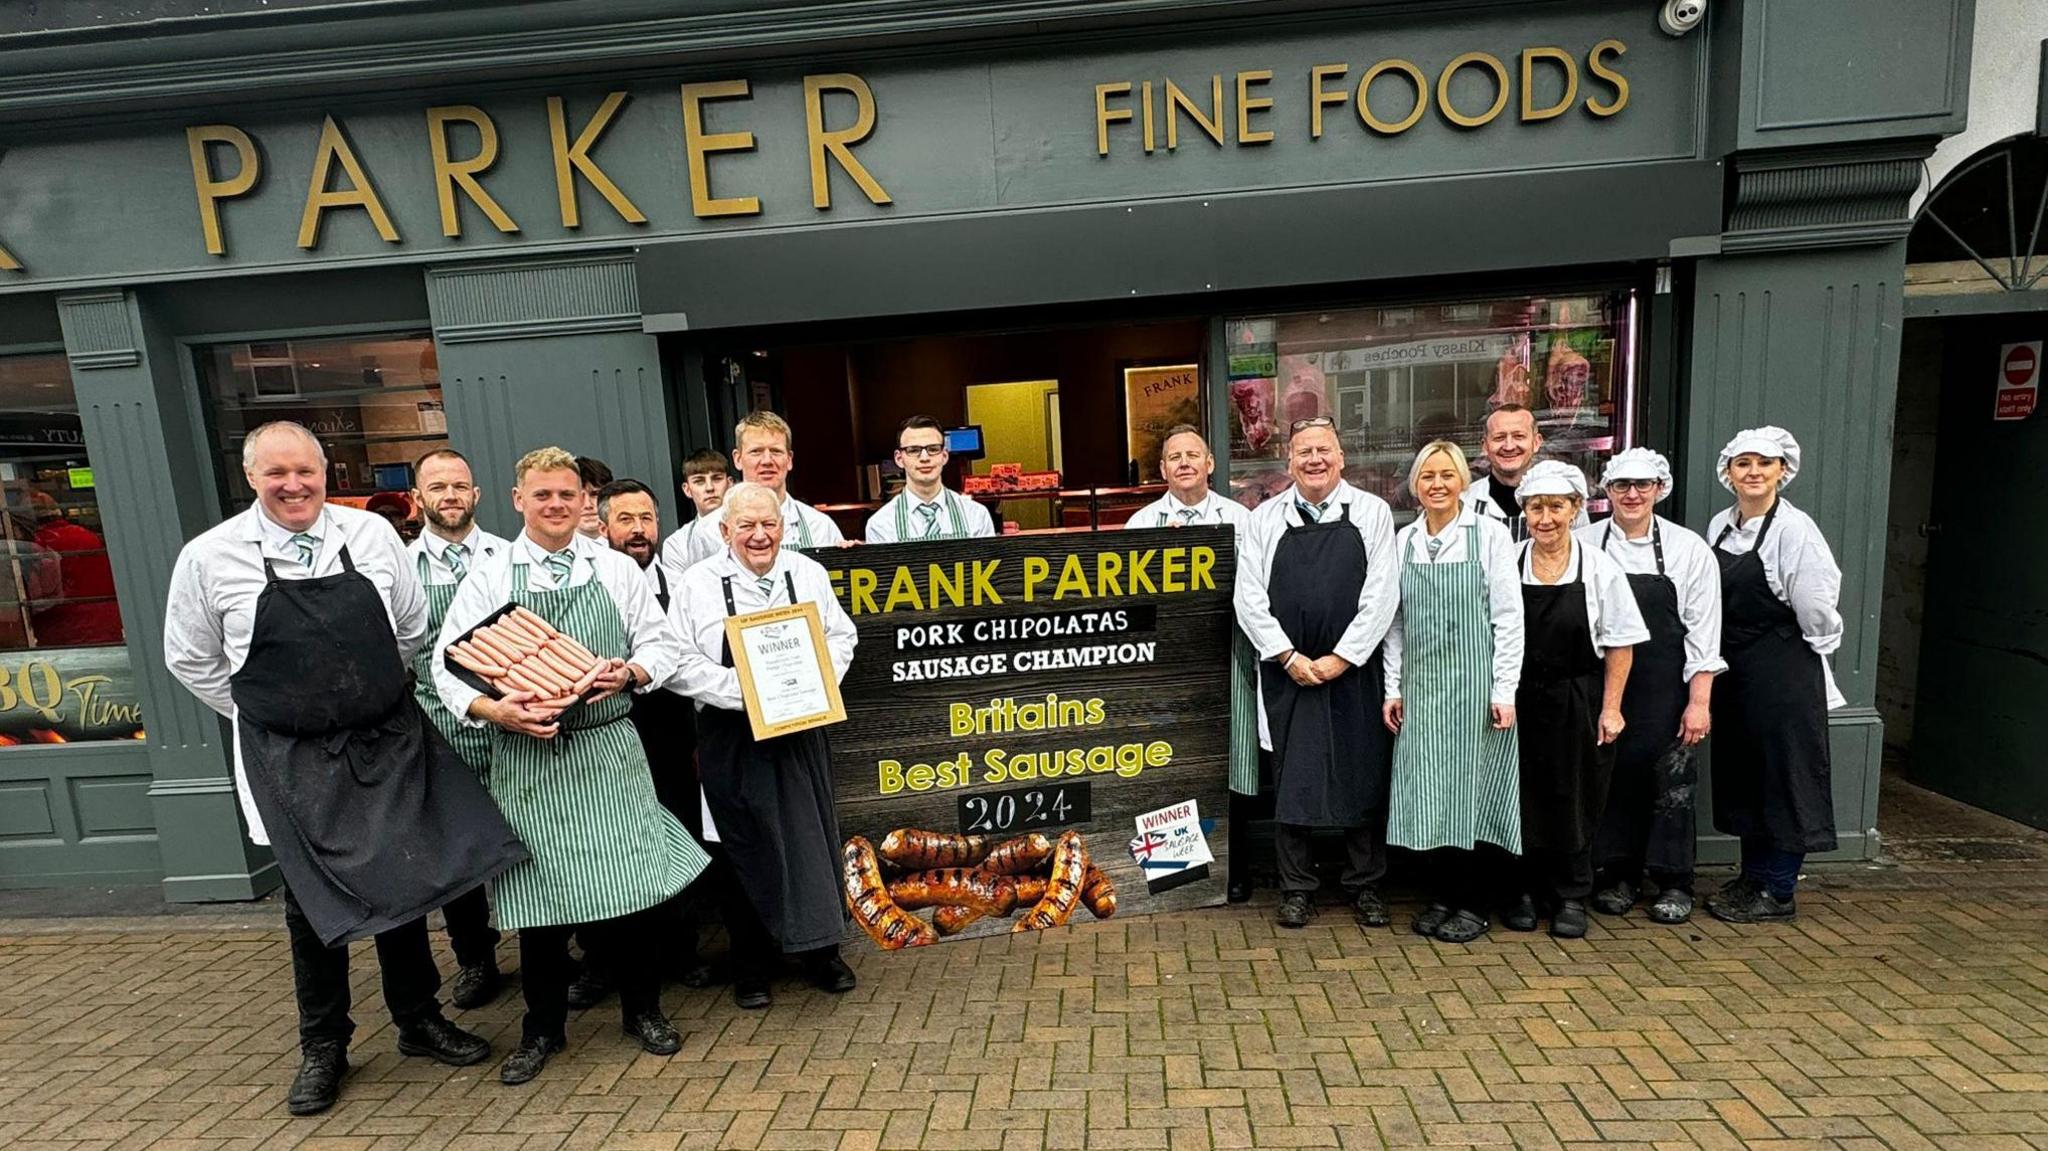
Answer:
[
  {"left": 1423, "top": 844, "right": 1521, "bottom": 913},
  {"left": 519, "top": 905, "right": 665, "bottom": 1045},
  {"left": 441, "top": 885, "right": 500, "bottom": 968},
  {"left": 706, "top": 842, "right": 837, "bottom": 975},
  {"left": 1274, "top": 818, "right": 1387, "bottom": 894},
  {"left": 282, "top": 882, "right": 442, "bottom": 1048},
  {"left": 1522, "top": 845, "right": 1596, "bottom": 903}
]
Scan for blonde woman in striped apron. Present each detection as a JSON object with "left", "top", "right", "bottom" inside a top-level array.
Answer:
[
  {"left": 865, "top": 415, "right": 998, "bottom": 543},
  {"left": 1126, "top": 425, "right": 1260, "bottom": 901},
  {"left": 1382, "top": 441, "right": 1525, "bottom": 944},
  {"left": 405, "top": 449, "right": 512, "bottom": 1010},
  {"left": 435, "top": 447, "right": 708, "bottom": 1087}
]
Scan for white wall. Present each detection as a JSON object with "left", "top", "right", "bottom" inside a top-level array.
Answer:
[{"left": 1914, "top": 0, "right": 2048, "bottom": 213}]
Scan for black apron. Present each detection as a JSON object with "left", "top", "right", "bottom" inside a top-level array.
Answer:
[
  {"left": 1256, "top": 504, "right": 1391, "bottom": 828},
  {"left": 695, "top": 571, "right": 846, "bottom": 952},
  {"left": 1514, "top": 544, "right": 1614, "bottom": 854},
  {"left": 230, "top": 544, "right": 528, "bottom": 946},
  {"left": 1710, "top": 504, "right": 1837, "bottom": 853},
  {"left": 629, "top": 564, "right": 700, "bottom": 832},
  {"left": 1591, "top": 521, "right": 1697, "bottom": 877}
]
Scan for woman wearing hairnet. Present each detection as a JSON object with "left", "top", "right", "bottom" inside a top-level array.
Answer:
[
  {"left": 1507, "top": 461, "right": 1646, "bottom": 938},
  {"left": 1704, "top": 427, "right": 1845, "bottom": 923},
  {"left": 1577, "top": 449, "right": 1724, "bottom": 925}
]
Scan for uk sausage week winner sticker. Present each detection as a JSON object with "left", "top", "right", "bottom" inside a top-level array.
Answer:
[{"left": 1130, "top": 799, "right": 1213, "bottom": 895}]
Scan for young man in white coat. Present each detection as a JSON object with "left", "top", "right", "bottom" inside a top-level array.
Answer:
[
  {"left": 663, "top": 411, "right": 844, "bottom": 573},
  {"left": 864, "top": 415, "right": 996, "bottom": 543},
  {"left": 1234, "top": 418, "right": 1400, "bottom": 930},
  {"left": 164, "top": 422, "right": 519, "bottom": 1116}
]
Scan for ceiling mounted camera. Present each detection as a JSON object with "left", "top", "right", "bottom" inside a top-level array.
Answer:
[{"left": 1659, "top": 0, "right": 1706, "bottom": 36}]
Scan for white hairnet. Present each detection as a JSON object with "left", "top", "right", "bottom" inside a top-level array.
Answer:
[
  {"left": 1515, "top": 459, "right": 1588, "bottom": 505},
  {"left": 1717, "top": 426, "right": 1801, "bottom": 491},
  {"left": 1600, "top": 447, "right": 1673, "bottom": 503}
]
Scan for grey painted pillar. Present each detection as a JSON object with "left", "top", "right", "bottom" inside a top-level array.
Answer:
[
  {"left": 56, "top": 290, "right": 274, "bottom": 901},
  {"left": 424, "top": 254, "right": 679, "bottom": 536},
  {"left": 1679, "top": 148, "right": 1922, "bottom": 863}
]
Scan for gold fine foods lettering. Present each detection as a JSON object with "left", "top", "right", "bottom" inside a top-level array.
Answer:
[{"left": 830, "top": 546, "right": 1216, "bottom": 615}]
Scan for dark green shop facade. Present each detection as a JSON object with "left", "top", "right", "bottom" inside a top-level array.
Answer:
[{"left": 0, "top": 0, "right": 1976, "bottom": 899}]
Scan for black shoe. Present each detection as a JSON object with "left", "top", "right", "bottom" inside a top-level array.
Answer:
[
  {"left": 1647, "top": 888, "right": 1694, "bottom": 925},
  {"left": 566, "top": 967, "right": 612, "bottom": 1010},
  {"left": 1434, "top": 909, "right": 1489, "bottom": 944},
  {"left": 1591, "top": 881, "right": 1636, "bottom": 917},
  {"left": 499, "top": 1036, "right": 563, "bottom": 1086},
  {"left": 677, "top": 959, "right": 717, "bottom": 988},
  {"left": 1550, "top": 900, "right": 1588, "bottom": 939},
  {"left": 286, "top": 1040, "right": 347, "bottom": 1116},
  {"left": 733, "top": 978, "right": 772, "bottom": 1010},
  {"left": 1349, "top": 886, "right": 1391, "bottom": 928},
  {"left": 804, "top": 953, "right": 857, "bottom": 994},
  {"left": 396, "top": 1015, "right": 492, "bottom": 1067},
  {"left": 1502, "top": 893, "right": 1539, "bottom": 932},
  {"left": 623, "top": 1010, "right": 682, "bottom": 1055},
  {"left": 1412, "top": 902, "right": 1453, "bottom": 937},
  {"left": 1275, "top": 892, "right": 1314, "bottom": 929},
  {"left": 1707, "top": 882, "right": 1795, "bottom": 924},
  {"left": 450, "top": 961, "right": 503, "bottom": 1010},
  {"left": 1227, "top": 876, "right": 1253, "bottom": 904}
]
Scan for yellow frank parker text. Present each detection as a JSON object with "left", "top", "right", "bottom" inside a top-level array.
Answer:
[{"left": 827, "top": 545, "right": 1217, "bottom": 615}]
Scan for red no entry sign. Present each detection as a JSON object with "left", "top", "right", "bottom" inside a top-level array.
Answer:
[{"left": 1997, "top": 341, "right": 2041, "bottom": 421}]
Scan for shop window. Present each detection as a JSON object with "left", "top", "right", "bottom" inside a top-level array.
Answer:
[
  {"left": 1224, "top": 290, "right": 1633, "bottom": 513},
  {"left": 0, "top": 352, "right": 142, "bottom": 744},
  {"left": 195, "top": 331, "right": 446, "bottom": 540}
]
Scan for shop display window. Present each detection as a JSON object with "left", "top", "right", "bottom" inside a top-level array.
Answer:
[
  {"left": 0, "top": 352, "right": 141, "bottom": 744},
  {"left": 196, "top": 331, "right": 446, "bottom": 540},
  {"left": 1224, "top": 290, "right": 1634, "bottom": 514}
]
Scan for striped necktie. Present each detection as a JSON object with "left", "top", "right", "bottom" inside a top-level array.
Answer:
[
  {"left": 542, "top": 550, "right": 574, "bottom": 586},
  {"left": 755, "top": 575, "right": 775, "bottom": 599},
  {"left": 915, "top": 502, "right": 940, "bottom": 538},
  {"left": 1295, "top": 500, "right": 1327, "bottom": 524},
  {"left": 445, "top": 543, "right": 470, "bottom": 577},
  {"left": 288, "top": 532, "right": 319, "bottom": 571},
  {"left": 1178, "top": 507, "right": 1202, "bottom": 526}
]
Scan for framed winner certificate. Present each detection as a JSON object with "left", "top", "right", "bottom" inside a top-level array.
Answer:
[{"left": 724, "top": 602, "right": 847, "bottom": 740}]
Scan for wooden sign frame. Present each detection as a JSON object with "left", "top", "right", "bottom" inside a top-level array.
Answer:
[{"left": 723, "top": 601, "right": 847, "bottom": 740}]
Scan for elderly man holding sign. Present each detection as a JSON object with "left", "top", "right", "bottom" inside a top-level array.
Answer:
[
  {"left": 434, "top": 447, "right": 707, "bottom": 1087},
  {"left": 669, "top": 482, "right": 859, "bottom": 1009}
]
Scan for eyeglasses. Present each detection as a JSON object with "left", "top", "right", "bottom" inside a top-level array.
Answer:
[
  {"left": 898, "top": 444, "right": 947, "bottom": 458},
  {"left": 1289, "top": 416, "right": 1335, "bottom": 432},
  {"left": 1605, "top": 479, "right": 1659, "bottom": 493}
]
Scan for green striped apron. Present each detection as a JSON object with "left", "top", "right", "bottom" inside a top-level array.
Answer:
[
  {"left": 788, "top": 506, "right": 816, "bottom": 549},
  {"left": 412, "top": 553, "right": 492, "bottom": 775},
  {"left": 893, "top": 490, "right": 969, "bottom": 540},
  {"left": 1386, "top": 524, "right": 1522, "bottom": 853},
  {"left": 485, "top": 563, "right": 709, "bottom": 930},
  {"left": 1228, "top": 627, "right": 1259, "bottom": 796}
]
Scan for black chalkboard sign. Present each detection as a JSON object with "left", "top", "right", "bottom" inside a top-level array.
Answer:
[{"left": 813, "top": 528, "right": 1235, "bottom": 947}]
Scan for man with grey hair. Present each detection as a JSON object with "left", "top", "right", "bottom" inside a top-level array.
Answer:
[
  {"left": 667, "top": 482, "right": 858, "bottom": 1009},
  {"left": 164, "top": 420, "right": 525, "bottom": 1116}
]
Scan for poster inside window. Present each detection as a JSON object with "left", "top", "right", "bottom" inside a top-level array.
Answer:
[
  {"left": 1224, "top": 291, "right": 1634, "bottom": 514},
  {"left": 0, "top": 353, "right": 141, "bottom": 744},
  {"left": 195, "top": 331, "right": 448, "bottom": 541}
]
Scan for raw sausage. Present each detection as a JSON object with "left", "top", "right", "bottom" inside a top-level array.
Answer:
[
  {"left": 842, "top": 837, "right": 938, "bottom": 950},
  {"left": 467, "top": 630, "right": 519, "bottom": 668},
  {"left": 1013, "top": 831, "right": 1087, "bottom": 932},
  {"left": 981, "top": 832, "right": 1054, "bottom": 875},
  {"left": 886, "top": 869, "right": 1016, "bottom": 914},
  {"left": 511, "top": 606, "right": 563, "bottom": 639},
  {"left": 1079, "top": 866, "right": 1117, "bottom": 919},
  {"left": 447, "top": 644, "right": 508, "bottom": 679},
  {"left": 878, "top": 829, "right": 992, "bottom": 871}
]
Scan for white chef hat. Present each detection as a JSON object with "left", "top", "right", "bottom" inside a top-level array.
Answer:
[
  {"left": 1515, "top": 459, "right": 1589, "bottom": 505},
  {"left": 1599, "top": 447, "right": 1673, "bottom": 503},
  {"left": 1716, "top": 425, "right": 1801, "bottom": 491}
]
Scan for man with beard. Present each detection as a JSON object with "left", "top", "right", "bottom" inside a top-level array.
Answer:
[
  {"left": 1461, "top": 405, "right": 1585, "bottom": 542},
  {"left": 406, "top": 449, "right": 513, "bottom": 1009},
  {"left": 662, "top": 411, "right": 844, "bottom": 573},
  {"left": 595, "top": 479, "right": 714, "bottom": 987}
]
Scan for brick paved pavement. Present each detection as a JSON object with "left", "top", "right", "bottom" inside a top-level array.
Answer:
[{"left": 4, "top": 789, "right": 2048, "bottom": 1150}]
